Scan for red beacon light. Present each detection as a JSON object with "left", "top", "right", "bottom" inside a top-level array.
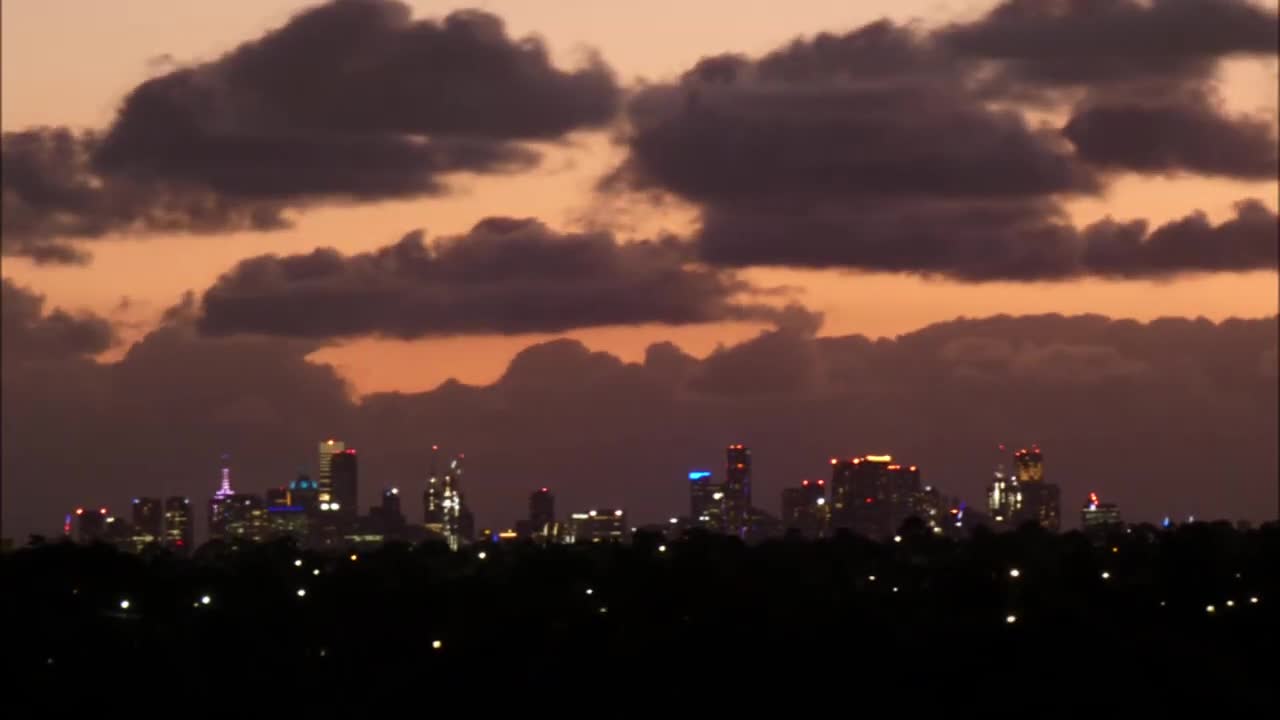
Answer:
[
  {"left": 817, "top": 479, "right": 825, "bottom": 486},
  {"left": 540, "top": 487, "right": 549, "bottom": 493},
  {"left": 74, "top": 508, "right": 84, "bottom": 516},
  {"left": 830, "top": 458, "right": 838, "bottom": 465},
  {"left": 801, "top": 480, "right": 809, "bottom": 486},
  {"left": 98, "top": 507, "right": 108, "bottom": 515}
]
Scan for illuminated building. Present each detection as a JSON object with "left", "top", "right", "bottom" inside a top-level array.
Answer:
[
  {"left": 724, "top": 444, "right": 752, "bottom": 538},
  {"left": 317, "top": 438, "right": 345, "bottom": 509},
  {"left": 131, "top": 497, "right": 163, "bottom": 539},
  {"left": 1015, "top": 447, "right": 1044, "bottom": 483},
  {"left": 986, "top": 465, "right": 1022, "bottom": 525},
  {"left": 370, "top": 487, "right": 406, "bottom": 538},
  {"left": 688, "top": 470, "right": 725, "bottom": 532},
  {"left": 530, "top": 487, "right": 555, "bottom": 533},
  {"left": 70, "top": 507, "right": 108, "bottom": 543},
  {"left": 223, "top": 494, "right": 270, "bottom": 543},
  {"left": 329, "top": 449, "right": 358, "bottom": 519},
  {"left": 289, "top": 473, "right": 319, "bottom": 515},
  {"left": 1080, "top": 492, "right": 1122, "bottom": 540},
  {"left": 208, "top": 457, "right": 237, "bottom": 541},
  {"left": 265, "top": 487, "right": 290, "bottom": 508},
  {"left": 1010, "top": 448, "right": 1060, "bottom": 531},
  {"left": 781, "top": 479, "right": 827, "bottom": 537},
  {"left": 565, "top": 509, "right": 628, "bottom": 544},
  {"left": 162, "top": 497, "right": 193, "bottom": 552},
  {"left": 829, "top": 455, "right": 922, "bottom": 539},
  {"left": 424, "top": 445, "right": 445, "bottom": 534}
]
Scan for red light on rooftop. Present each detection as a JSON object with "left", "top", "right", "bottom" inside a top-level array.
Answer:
[
  {"left": 830, "top": 458, "right": 838, "bottom": 465},
  {"left": 75, "top": 508, "right": 84, "bottom": 516},
  {"left": 909, "top": 466, "right": 917, "bottom": 472},
  {"left": 802, "top": 480, "right": 809, "bottom": 486},
  {"left": 817, "top": 479, "right": 824, "bottom": 486},
  {"left": 540, "top": 487, "right": 548, "bottom": 493},
  {"left": 98, "top": 507, "right": 107, "bottom": 515},
  {"left": 432, "top": 445, "right": 439, "bottom": 451},
  {"left": 888, "top": 464, "right": 901, "bottom": 470},
  {"left": 864, "top": 497, "right": 874, "bottom": 504}
]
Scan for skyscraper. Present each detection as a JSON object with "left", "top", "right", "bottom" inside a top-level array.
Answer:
[
  {"left": 428, "top": 450, "right": 469, "bottom": 549},
  {"left": 71, "top": 507, "right": 108, "bottom": 543},
  {"left": 424, "top": 445, "right": 445, "bottom": 533},
  {"left": 131, "top": 497, "right": 163, "bottom": 539},
  {"left": 829, "top": 455, "right": 922, "bottom": 538},
  {"left": 688, "top": 470, "right": 724, "bottom": 532},
  {"left": 781, "top": 479, "right": 827, "bottom": 537},
  {"left": 329, "top": 449, "right": 358, "bottom": 519},
  {"left": 289, "top": 472, "right": 319, "bottom": 516},
  {"left": 565, "top": 509, "right": 627, "bottom": 543},
  {"left": 1015, "top": 447, "right": 1044, "bottom": 483},
  {"left": 1080, "top": 492, "right": 1122, "bottom": 541},
  {"left": 1011, "top": 447, "right": 1060, "bottom": 531},
  {"left": 529, "top": 487, "right": 555, "bottom": 532},
  {"left": 724, "top": 444, "right": 752, "bottom": 537},
  {"left": 317, "top": 438, "right": 345, "bottom": 509},
  {"left": 208, "top": 457, "right": 236, "bottom": 541},
  {"left": 987, "top": 465, "right": 1022, "bottom": 525},
  {"left": 162, "top": 497, "right": 193, "bottom": 552}
]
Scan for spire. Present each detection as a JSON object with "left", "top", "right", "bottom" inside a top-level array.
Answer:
[{"left": 215, "top": 454, "right": 235, "bottom": 498}]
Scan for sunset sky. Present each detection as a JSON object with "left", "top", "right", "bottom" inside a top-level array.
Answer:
[{"left": 2, "top": 0, "right": 1277, "bottom": 538}]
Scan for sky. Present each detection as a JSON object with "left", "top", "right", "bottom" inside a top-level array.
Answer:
[{"left": 2, "top": 0, "right": 1277, "bottom": 539}]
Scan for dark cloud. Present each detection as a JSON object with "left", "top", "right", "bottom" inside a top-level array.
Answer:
[
  {"left": 1, "top": 280, "right": 117, "bottom": 367},
  {"left": 609, "top": 4, "right": 1278, "bottom": 279},
  {"left": 938, "top": 0, "right": 1279, "bottom": 91},
  {"left": 4, "top": 308, "right": 1275, "bottom": 541},
  {"left": 1063, "top": 93, "right": 1279, "bottom": 178},
  {"left": 1, "top": 127, "right": 288, "bottom": 263},
  {"left": 196, "top": 218, "right": 795, "bottom": 339},
  {"left": 4, "top": 1, "right": 619, "bottom": 263}
]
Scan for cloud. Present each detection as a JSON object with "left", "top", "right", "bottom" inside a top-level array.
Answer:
[
  {"left": 607, "top": 5, "right": 1278, "bottom": 279},
  {"left": 1, "top": 280, "right": 117, "bottom": 366},
  {"left": 196, "top": 218, "right": 795, "bottom": 339},
  {"left": 4, "top": 308, "right": 1275, "bottom": 541},
  {"left": 3, "top": 1, "right": 619, "bottom": 263},
  {"left": 937, "top": 0, "right": 1279, "bottom": 92},
  {"left": 1063, "top": 93, "right": 1279, "bottom": 179}
]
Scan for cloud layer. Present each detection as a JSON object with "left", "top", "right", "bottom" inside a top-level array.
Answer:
[
  {"left": 4, "top": 288, "right": 1275, "bottom": 541},
  {"left": 2, "top": 1, "right": 619, "bottom": 263},
  {"left": 611, "top": 0, "right": 1279, "bottom": 279},
  {"left": 196, "top": 218, "right": 793, "bottom": 338}
]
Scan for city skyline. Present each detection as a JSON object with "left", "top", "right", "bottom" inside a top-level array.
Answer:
[{"left": 2, "top": 0, "right": 1277, "bottom": 540}]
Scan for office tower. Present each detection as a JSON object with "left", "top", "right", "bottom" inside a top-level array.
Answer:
[
  {"left": 265, "top": 487, "right": 290, "bottom": 508},
  {"left": 223, "top": 494, "right": 269, "bottom": 543},
  {"left": 1080, "top": 492, "right": 1122, "bottom": 541},
  {"left": 72, "top": 507, "right": 108, "bottom": 543},
  {"left": 529, "top": 487, "right": 555, "bottom": 532},
  {"left": 328, "top": 449, "right": 358, "bottom": 519},
  {"left": 1011, "top": 447, "right": 1060, "bottom": 531},
  {"left": 986, "top": 465, "right": 1022, "bottom": 525},
  {"left": 829, "top": 455, "right": 922, "bottom": 538},
  {"left": 208, "top": 457, "right": 236, "bottom": 541},
  {"left": 781, "top": 479, "right": 827, "bottom": 537},
  {"left": 424, "top": 445, "right": 445, "bottom": 533},
  {"left": 565, "top": 509, "right": 627, "bottom": 544},
  {"left": 1015, "top": 447, "right": 1044, "bottom": 483},
  {"left": 162, "top": 497, "right": 193, "bottom": 551},
  {"left": 131, "top": 497, "right": 163, "bottom": 539},
  {"left": 317, "top": 438, "right": 346, "bottom": 509},
  {"left": 370, "top": 486, "right": 406, "bottom": 538},
  {"left": 289, "top": 472, "right": 319, "bottom": 515},
  {"left": 724, "top": 444, "right": 752, "bottom": 537},
  {"left": 688, "top": 471, "right": 724, "bottom": 532}
]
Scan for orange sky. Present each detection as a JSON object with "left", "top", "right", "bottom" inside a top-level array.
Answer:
[{"left": 2, "top": 0, "right": 1277, "bottom": 394}]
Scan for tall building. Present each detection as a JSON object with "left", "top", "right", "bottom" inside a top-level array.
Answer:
[
  {"left": 317, "top": 438, "right": 346, "bottom": 509},
  {"left": 1015, "top": 447, "right": 1044, "bottom": 483},
  {"left": 529, "top": 487, "right": 555, "bottom": 534},
  {"left": 131, "top": 497, "right": 163, "bottom": 539},
  {"left": 223, "top": 494, "right": 269, "bottom": 543},
  {"left": 424, "top": 445, "right": 445, "bottom": 533},
  {"left": 986, "top": 465, "right": 1023, "bottom": 525},
  {"left": 829, "top": 455, "right": 922, "bottom": 538},
  {"left": 71, "top": 507, "right": 108, "bottom": 543},
  {"left": 162, "top": 497, "right": 193, "bottom": 552},
  {"left": 1011, "top": 447, "right": 1060, "bottom": 531},
  {"left": 724, "top": 445, "right": 752, "bottom": 537},
  {"left": 565, "top": 509, "right": 627, "bottom": 543},
  {"left": 208, "top": 457, "right": 237, "bottom": 541},
  {"left": 370, "top": 486, "right": 406, "bottom": 538},
  {"left": 688, "top": 470, "right": 725, "bottom": 532},
  {"left": 328, "top": 449, "right": 358, "bottom": 518},
  {"left": 1080, "top": 492, "right": 1122, "bottom": 540},
  {"left": 289, "top": 472, "right": 319, "bottom": 516},
  {"left": 781, "top": 479, "right": 827, "bottom": 537}
]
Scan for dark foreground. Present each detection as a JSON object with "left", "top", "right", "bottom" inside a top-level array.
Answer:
[{"left": 3, "top": 522, "right": 1276, "bottom": 713}]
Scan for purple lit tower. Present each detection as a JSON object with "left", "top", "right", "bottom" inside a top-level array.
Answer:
[{"left": 208, "top": 455, "right": 236, "bottom": 541}]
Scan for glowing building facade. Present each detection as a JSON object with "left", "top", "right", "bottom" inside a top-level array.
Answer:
[
  {"left": 565, "top": 509, "right": 628, "bottom": 544},
  {"left": 131, "top": 497, "right": 163, "bottom": 540},
  {"left": 781, "top": 479, "right": 828, "bottom": 537},
  {"left": 208, "top": 458, "right": 237, "bottom": 541},
  {"left": 830, "top": 455, "right": 922, "bottom": 538},
  {"left": 1080, "top": 492, "right": 1122, "bottom": 540},
  {"left": 162, "top": 497, "right": 193, "bottom": 552},
  {"left": 724, "top": 445, "right": 752, "bottom": 537},
  {"left": 688, "top": 470, "right": 725, "bottom": 532},
  {"left": 317, "top": 439, "right": 345, "bottom": 509},
  {"left": 328, "top": 449, "right": 358, "bottom": 519}
]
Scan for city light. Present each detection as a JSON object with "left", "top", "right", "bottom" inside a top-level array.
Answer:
[
  {"left": 294, "top": 559, "right": 303, "bottom": 567},
  {"left": 586, "top": 588, "right": 594, "bottom": 595},
  {"left": 1101, "top": 571, "right": 1111, "bottom": 580},
  {"left": 1250, "top": 597, "right": 1259, "bottom": 604},
  {"left": 312, "top": 569, "right": 320, "bottom": 576},
  {"left": 893, "top": 535, "right": 902, "bottom": 543},
  {"left": 1205, "top": 605, "right": 1215, "bottom": 613},
  {"left": 1009, "top": 569, "right": 1021, "bottom": 578},
  {"left": 200, "top": 595, "right": 211, "bottom": 605},
  {"left": 297, "top": 588, "right": 307, "bottom": 597},
  {"left": 1006, "top": 614, "right": 1017, "bottom": 624},
  {"left": 477, "top": 552, "right": 487, "bottom": 560},
  {"left": 868, "top": 575, "right": 876, "bottom": 582},
  {"left": 669, "top": 517, "right": 678, "bottom": 524},
  {"left": 350, "top": 554, "right": 358, "bottom": 562},
  {"left": 119, "top": 599, "right": 130, "bottom": 610},
  {"left": 432, "top": 640, "right": 443, "bottom": 650},
  {"left": 816, "top": 497, "right": 826, "bottom": 505},
  {"left": 1226, "top": 600, "right": 1235, "bottom": 607},
  {"left": 658, "top": 545, "right": 667, "bottom": 553}
]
